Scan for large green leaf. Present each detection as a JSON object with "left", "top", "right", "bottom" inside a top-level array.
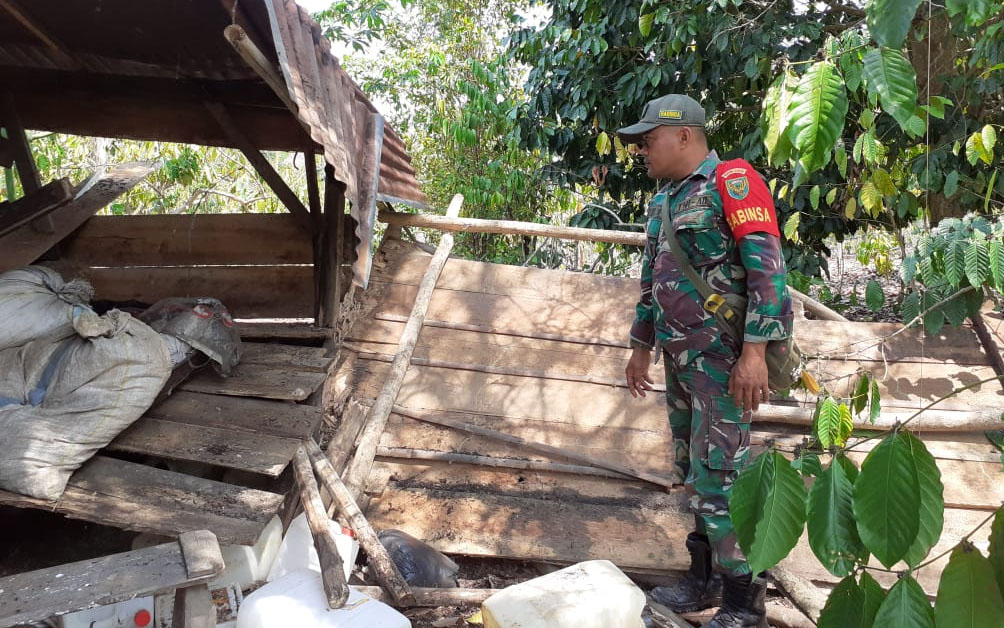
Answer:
[
  {"left": 989, "top": 509, "right": 1004, "bottom": 602},
  {"left": 934, "top": 543, "right": 1004, "bottom": 628},
  {"left": 730, "top": 451, "right": 774, "bottom": 554},
  {"left": 860, "top": 571, "right": 888, "bottom": 622},
  {"left": 808, "top": 455, "right": 868, "bottom": 577},
  {"left": 966, "top": 239, "right": 990, "bottom": 289},
  {"left": 748, "top": 452, "right": 808, "bottom": 574},
  {"left": 819, "top": 576, "right": 865, "bottom": 628},
  {"left": 866, "top": 280, "right": 885, "bottom": 312},
  {"left": 788, "top": 61, "right": 848, "bottom": 173},
  {"left": 862, "top": 48, "right": 918, "bottom": 131},
  {"left": 902, "top": 432, "right": 944, "bottom": 567},
  {"left": 989, "top": 240, "right": 1004, "bottom": 291},
  {"left": 764, "top": 72, "right": 795, "bottom": 166},
  {"left": 816, "top": 397, "right": 841, "bottom": 449},
  {"left": 866, "top": 0, "right": 925, "bottom": 49},
  {"left": 854, "top": 432, "right": 921, "bottom": 568},
  {"left": 946, "top": 240, "right": 967, "bottom": 288},
  {"left": 875, "top": 575, "right": 935, "bottom": 628}
]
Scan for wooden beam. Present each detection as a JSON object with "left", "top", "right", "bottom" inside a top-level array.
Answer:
[
  {"left": 376, "top": 447, "right": 639, "bottom": 481},
  {"left": 0, "top": 91, "right": 41, "bottom": 194},
  {"left": 223, "top": 24, "right": 299, "bottom": 116},
  {"left": 341, "top": 194, "right": 464, "bottom": 500},
  {"left": 0, "top": 0, "right": 80, "bottom": 69},
  {"left": 204, "top": 100, "right": 312, "bottom": 232},
  {"left": 292, "top": 447, "right": 350, "bottom": 609},
  {"left": 306, "top": 439, "right": 416, "bottom": 607},
  {"left": 319, "top": 166, "right": 346, "bottom": 328},
  {"left": 352, "top": 112, "right": 385, "bottom": 289},
  {"left": 0, "top": 176, "right": 71, "bottom": 237},
  {"left": 379, "top": 209, "right": 645, "bottom": 246},
  {"left": 171, "top": 585, "right": 216, "bottom": 628},
  {"left": 351, "top": 586, "right": 493, "bottom": 606}
]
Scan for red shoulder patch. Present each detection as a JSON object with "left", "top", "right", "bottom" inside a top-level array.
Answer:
[{"left": 716, "top": 159, "right": 780, "bottom": 240}]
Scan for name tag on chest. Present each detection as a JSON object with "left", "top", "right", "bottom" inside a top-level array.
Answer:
[{"left": 676, "top": 194, "right": 713, "bottom": 212}]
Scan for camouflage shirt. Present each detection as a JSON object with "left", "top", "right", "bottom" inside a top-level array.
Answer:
[{"left": 629, "top": 151, "right": 793, "bottom": 368}]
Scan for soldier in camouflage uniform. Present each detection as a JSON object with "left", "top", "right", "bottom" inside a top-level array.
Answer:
[{"left": 617, "top": 94, "right": 792, "bottom": 628}]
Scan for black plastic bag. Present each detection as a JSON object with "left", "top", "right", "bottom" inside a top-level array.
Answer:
[{"left": 376, "top": 529, "right": 459, "bottom": 588}]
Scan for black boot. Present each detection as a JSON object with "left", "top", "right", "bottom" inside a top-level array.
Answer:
[
  {"left": 650, "top": 532, "right": 723, "bottom": 612},
  {"left": 705, "top": 572, "right": 768, "bottom": 628}
]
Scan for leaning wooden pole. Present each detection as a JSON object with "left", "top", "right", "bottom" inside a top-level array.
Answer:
[
  {"left": 342, "top": 195, "right": 464, "bottom": 500},
  {"left": 291, "top": 447, "right": 349, "bottom": 609},
  {"left": 305, "top": 439, "right": 416, "bottom": 607}
]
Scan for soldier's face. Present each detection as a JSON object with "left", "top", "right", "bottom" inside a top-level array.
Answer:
[{"left": 639, "top": 126, "right": 686, "bottom": 180}]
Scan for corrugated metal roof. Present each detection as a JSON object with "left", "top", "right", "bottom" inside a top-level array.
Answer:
[{"left": 0, "top": 0, "right": 428, "bottom": 288}]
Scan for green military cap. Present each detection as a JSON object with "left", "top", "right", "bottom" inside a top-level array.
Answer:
[{"left": 615, "top": 93, "right": 706, "bottom": 143}]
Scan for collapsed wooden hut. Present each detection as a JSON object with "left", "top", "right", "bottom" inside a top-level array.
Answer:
[{"left": 1, "top": 1, "right": 1003, "bottom": 626}]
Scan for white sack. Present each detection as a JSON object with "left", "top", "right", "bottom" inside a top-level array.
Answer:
[{"left": 0, "top": 266, "right": 94, "bottom": 350}]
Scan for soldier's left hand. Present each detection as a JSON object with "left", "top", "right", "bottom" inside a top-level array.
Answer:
[{"left": 729, "top": 343, "right": 769, "bottom": 412}]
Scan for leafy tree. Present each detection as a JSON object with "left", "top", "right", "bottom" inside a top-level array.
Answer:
[{"left": 321, "top": 0, "right": 576, "bottom": 264}]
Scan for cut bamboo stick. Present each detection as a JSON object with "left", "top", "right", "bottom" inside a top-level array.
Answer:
[
  {"left": 392, "top": 405, "right": 677, "bottom": 489},
  {"left": 305, "top": 439, "right": 416, "bottom": 607},
  {"left": 341, "top": 195, "right": 464, "bottom": 500},
  {"left": 351, "top": 586, "right": 495, "bottom": 606},
  {"left": 376, "top": 447, "right": 640, "bottom": 481},
  {"left": 291, "top": 447, "right": 349, "bottom": 609}
]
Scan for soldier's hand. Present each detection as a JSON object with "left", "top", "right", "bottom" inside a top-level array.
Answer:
[
  {"left": 729, "top": 342, "right": 769, "bottom": 412},
  {"left": 626, "top": 347, "right": 655, "bottom": 398}
]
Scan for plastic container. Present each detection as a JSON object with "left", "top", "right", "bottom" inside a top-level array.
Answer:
[
  {"left": 267, "top": 513, "right": 359, "bottom": 583},
  {"left": 236, "top": 569, "right": 410, "bottom": 628},
  {"left": 481, "top": 560, "right": 646, "bottom": 628},
  {"left": 209, "top": 515, "right": 284, "bottom": 591}
]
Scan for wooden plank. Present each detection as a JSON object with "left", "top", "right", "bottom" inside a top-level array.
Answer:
[
  {"left": 204, "top": 101, "right": 312, "bottom": 232},
  {"left": 58, "top": 265, "right": 313, "bottom": 319},
  {"left": 179, "top": 530, "right": 225, "bottom": 579},
  {"left": 108, "top": 417, "right": 299, "bottom": 476},
  {"left": 365, "top": 484, "right": 693, "bottom": 571},
  {"left": 237, "top": 321, "right": 330, "bottom": 341},
  {"left": 172, "top": 585, "right": 216, "bottom": 628},
  {"left": 0, "top": 177, "right": 72, "bottom": 237},
  {"left": 181, "top": 363, "right": 327, "bottom": 401},
  {"left": 319, "top": 168, "right": 346, "bottom": 327},
  {"left": 240, "top": 341, "right": 333, "bottom": 372},
  {"left": 144, "top": 390, "right": 322, "bottom": 439},
  {"left": 0, "top": 456, "right": 283, "bottom": 545},
  {"left": 796, "top": 319, "right": 989, "bottom": 364},
  {"left": 0, "top": 534, "right": 222, "bottom": 627},
  {"left": 60, "top": 214, "right": 313, "bottom": 266},
  {"left": 0, "top": 162, "right": 158, "bottom": 271}
]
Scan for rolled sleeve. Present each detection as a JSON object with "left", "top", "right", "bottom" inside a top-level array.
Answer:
[
  {"left": 738, "top": 233, "right": 793, "bottom": 343},
  {"left": 629, "top": 214, "right": 661, "bottom": 349}
]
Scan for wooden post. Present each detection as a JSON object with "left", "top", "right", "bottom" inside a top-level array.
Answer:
[
  {"left": 305, "top": 439, "right": 416, "bottom": 607},
  {"left": 1, "top": 92, "right": 54, "bottom": 234},
  {"left": 291, "top": 447, "right": 349, "bottom": 609},
  {"left": 319, "top": 165, "right": 346, "bottom": 330},
  {"left": 0, "top": 177, "right": 72, "bottom": 238},
  {"left": 306, "top": 148, "right": 323, "bottom": 323},
  {"left": 203, "top": 100, "right": 313, "bottom": 233},
  {"left": 341, "top": 194, "right": 464, "bottom": 500}
]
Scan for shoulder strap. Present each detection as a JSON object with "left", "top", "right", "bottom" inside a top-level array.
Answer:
[{"left": 660, "top": 194, "right": 716, "bottom": 302}]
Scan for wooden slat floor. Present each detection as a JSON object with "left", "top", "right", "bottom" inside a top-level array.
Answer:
[
  {"left": 3, "top": 340, "right": 333, "bottom": 545},
  {"left": 346, "top": 237, "right": 1004, "bottom": 595}
]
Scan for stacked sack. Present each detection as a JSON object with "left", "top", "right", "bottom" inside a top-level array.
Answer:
[{"left": 0, "top": 267, "right": 172, "bottom": 500}]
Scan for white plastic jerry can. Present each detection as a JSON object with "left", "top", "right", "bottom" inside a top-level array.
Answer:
[
  {"left": 267, "top": 513, "right": 359, "bottom": 583},
  {"left": 481, "top": 559, "right": 646, "bottom": 628},
  {"left": 236, "top": 569, "right": 410, "bottom": 628}
]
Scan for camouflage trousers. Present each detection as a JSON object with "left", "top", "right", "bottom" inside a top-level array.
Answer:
[{"left": 664, "top": 351, "right": 753, "bottom": 576}]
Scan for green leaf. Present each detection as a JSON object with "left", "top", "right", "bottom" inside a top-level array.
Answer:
[
  {"left": 902, "top": 255, "right": 918, "bottom": 284},
  {"left": 944, "top": 170, "right": 960, "bottom": 198},
  {"left": 819, "top": 571, "right": 887, "bottom": 628},
  {"left": 873, "top": 168, "right": 897, "bottom": 196},
  {"left": 809, "top": 455, "right": 868, "bottom": 577},
  {"left": 983, "top": 124, "right": 998, "bottom": 157},
  {"left": 764, "top": 73, "right": 796, "bottom": 167},
  {"left": 862, "top": 48, "right": 919, "bottom": 131},
  {"left": 860, "top": 181, "right": 882, "bottom": 216},
  {"left": 792, "top": 452, "right": 824, "bottom": 478},
  {"left": 748, "top": 452, "right": 808, "bottom": 574},
  {"left": 866, "top": 0, "right": 924, "bottom": 49},
  {"left": 595, "top": 131, "right": 611, "bottom": 157},
  {"left": 923, "top": 289, "right": 947, "bottom": 335},
  {"left": 784, "top": 212, "right": 801, "bottom": 242},
  {"left": 902, "top": 290, "right": 921, "bottom": 327},
  {"left": 838, "top": 403, "right": 854, "bottom": 446},
  {"left": 942, "top": 293, "right": 969, "bottom": 327},
  {"left": 870, "top": 378, "right": 881, "bottom": 424},
  {"left": 835, "top": 142, "right": 848, "bottom": 178},
  {"left": 826, "top": 187, "right": 838, "bottom": 206},
  {"left": 816, "top": 397, "right": 841, "bottom": 449},
  {"left": 901, "top": 432, "right": 944, "bottom": 567},
  {"left": 788, "top": 61, "right": 848, "bottom": 173},
  {"left": 810, "top": 185, "right": 821, "bottom": 210},
  {"left": 854, "top": 432, "right": 921, "bottom": 568},
  {"left": 639, "top": 12, "right": 655, "bottom": 37},
  {"left": 934, "top": 543, "right": 1004, "bottom": 628},
  {"left": 962, "top": 0, "right": 995, "bottom": 26},
  {"left": 853, "top": 372, "right": 871, "bottom": 416},
  {"left": 990, "top": 240, "right": 1004, "bottom": 290},
  {"left": 946, "top": 240, "right": 967, "bottom": 288},
  {"left": 845, "top": 197, "right": 858, "bottom": 220},
  {"left": 966, "top": 239, "right": 990, "bottom": 288},
  {"left": 905, "top": 115, "right": 926, "bottom": 138},
  {"left": 731, "top": 451, "right": 774, "bottom": 553},
  {"left": 874, "top": 575, "right": 934, "bottom": 628},
  {"left": 989, "top": 509, "right": 1004, "bottom": 602},
  {"left": 866, "top": 280, "right": 885, "bottom": 312}
]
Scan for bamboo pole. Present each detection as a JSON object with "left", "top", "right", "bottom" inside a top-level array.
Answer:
[
  {"left": 341, "top": 195, "right": 464, "bottom": 500},
  {"left": 351, "top": 586, "right": 494, "bottom": 606},
  {"left": 376, "top": 447, "right": 639, "bottom": 481},
  {"left": 304, "top": 439, "right": 416, "bottom": 607},
  {"left": 787, "top": 285, "right": 849, "bottom": 322},
  {"left": 392, "top": 405, "right": 677, "bottom": 489},
  {"left": 291, "top": 448, "right": 349, "bottom": 609}
]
